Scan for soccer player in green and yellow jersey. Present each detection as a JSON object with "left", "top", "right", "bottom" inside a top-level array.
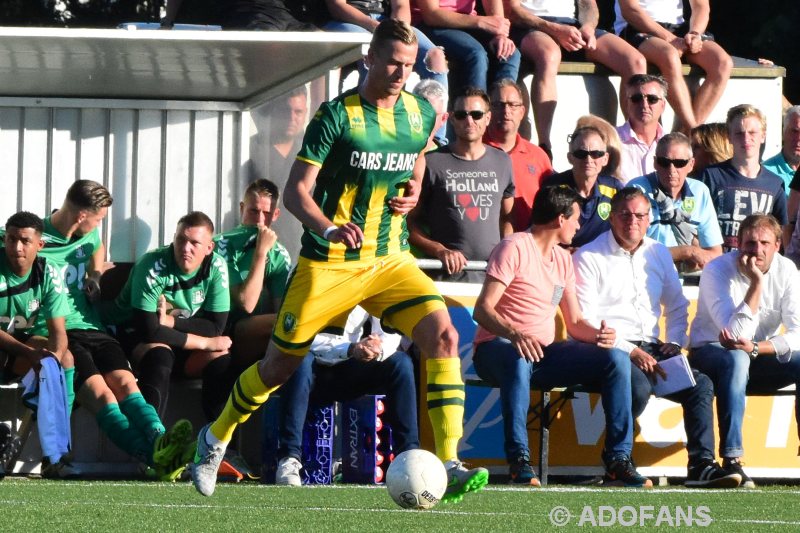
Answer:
[{"left": 192, "top": 18, "right": 488, "bottom": 502}]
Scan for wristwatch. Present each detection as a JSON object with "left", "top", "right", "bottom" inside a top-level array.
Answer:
[{"left": 749, "top": 341, "right": 759, "bottom": 359}]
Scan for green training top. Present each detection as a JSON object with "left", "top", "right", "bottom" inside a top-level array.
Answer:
[
  {"left": 0, "top": 255, "right": 70, "bottom": 338},
  {"left": 295, "top": 88, "right": 435, "bottom": 264},
  {"left": 38, "top": 216, "right": 104, "bottom": 331},
  {"left": 109, "top": 244, "right": 230, "bottom": 324},
  {"left": 213, "top": 224, "right": 291, "bottom": 319}
]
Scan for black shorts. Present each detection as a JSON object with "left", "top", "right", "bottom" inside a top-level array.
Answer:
[
  {"left": 68, "top": 329, "right": 131, "bottom": 387},
  {"left": 619, "top": 21, "right": 714, "bottom": 48},
  {"left": 116, "top": 326, "right": 191, "bottom": 378},
  {"left": 511, "top": 16, "right": 608, "bottom": 62},
  {"left": 0, "top": 332, "right": 32, "bottom": 382}
]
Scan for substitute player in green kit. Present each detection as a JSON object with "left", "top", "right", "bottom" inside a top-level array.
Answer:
[
  {"left": 37, "top": 181, "right": 195, "bottom": 480},
  {"left": 191, "top": 18, "right": 488, "bottom": 502},
  {"left": 107, "top": 211, "right": 232, "bottom": 424},
  {"left": 0, "top": 211, "right": 69, "bottom": 373}
]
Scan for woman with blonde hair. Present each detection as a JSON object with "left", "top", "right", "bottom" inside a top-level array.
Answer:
[
  {"left": 690, "top": 123, "right": 732, "bottom": 177},
  {"left": 576, "top": 115, "right": 623, "bottom": 182}
]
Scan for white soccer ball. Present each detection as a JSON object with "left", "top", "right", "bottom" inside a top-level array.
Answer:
[{"left": 386, "top": 449, "right": 448, "bottom": 510}]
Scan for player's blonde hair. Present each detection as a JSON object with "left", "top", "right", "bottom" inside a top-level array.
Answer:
[{"left": 371, "top": 19, "right": 417, "bottom": 55}]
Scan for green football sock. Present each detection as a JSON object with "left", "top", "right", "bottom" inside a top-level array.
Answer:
[
  {"left": 63, "top": 366, "right": 75, "bottom": 415},
  {"left": 119, "top": 392, "right": 166, "bottom": 444},
  {"left": 96, "top": 402, "right": 152, "bottom": 464}
]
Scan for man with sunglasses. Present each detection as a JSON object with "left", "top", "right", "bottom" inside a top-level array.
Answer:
[
  {"left": 574, "top": 188, "right": 740, "bottom": 489},
  {"left": 542, "top": 126, "right": 623, "bottom": 248},
  {"left": 409, "top": 86, "right": 515, "bottom": 281},
  {"left": 616, "top": 74, "right": 667, "bottom": 183},
  {"left": 484, "top": 79, "right": 553, "bottom": 232},
  {"left": 700, "top": 105, "right": 787, "bottom": 252},
  {"left": 629, "top": 133, "right": 722, "bottom": 271}
]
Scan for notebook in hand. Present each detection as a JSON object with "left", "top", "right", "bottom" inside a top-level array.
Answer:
[{"left": 653, "top": 354, "right": 696, "bottom": 397}]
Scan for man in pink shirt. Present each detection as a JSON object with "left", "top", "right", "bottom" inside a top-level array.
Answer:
[
  {"left": 617, "top": 74, "right": 666, "bottom": 183},
  {"left": 472, "top": 184, "right": 650, "bottom": 488}
]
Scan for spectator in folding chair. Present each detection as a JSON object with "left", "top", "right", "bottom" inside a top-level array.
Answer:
[{"left": 39, "top": 181, "right": 196, "bottom": 481}]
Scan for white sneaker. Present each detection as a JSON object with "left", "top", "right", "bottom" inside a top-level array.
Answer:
[
  {"left": 276, "top": 456, "right": 302, "bottom": 486},
  {"left": 191, "top": 424, "right": 227, "bottom": 497}
]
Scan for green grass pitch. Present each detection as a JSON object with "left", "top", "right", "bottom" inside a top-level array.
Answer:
[{"left": 2, "top": 479, "right": 800, "bottom": 531}]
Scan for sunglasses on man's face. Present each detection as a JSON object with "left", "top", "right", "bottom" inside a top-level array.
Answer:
[
  {"left": 655, "top": 156, "right": 691, "bottom": 169},
  {"left": 452, "top": 110, "right": 486, "bottom": 121},
  {"left": 571, "top": 149, "right": 606, "bottom": 160},
  {"left": 629, "top": 93, "right": 662, "bottom": 105}
]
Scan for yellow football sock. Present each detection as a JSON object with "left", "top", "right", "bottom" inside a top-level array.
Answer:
[
  {"left": 426, "top": 357, "right": 465, "bottom": 462},
  {"left": 209, "top": 363, "right": 276, "bottom": 443}
]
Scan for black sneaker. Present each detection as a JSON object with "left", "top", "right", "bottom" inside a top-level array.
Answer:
[
  {"left": 723, "top": 458, "right": 756, "bottom": 489},
  {"left": 685, "top": 460, "right": 741, "bottom": 488},
  {"left": 509, "top": 456, "right": 541, "bottom": 487},
  {"left": 603, "top": 455, "right": 653, "bottom": 488}
]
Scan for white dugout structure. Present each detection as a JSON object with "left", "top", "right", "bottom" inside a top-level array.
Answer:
[{"left": 0, "top": 26, "right": 791, "bottom": 477}]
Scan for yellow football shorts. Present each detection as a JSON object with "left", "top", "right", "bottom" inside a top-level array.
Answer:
[{"left": 272, "top": 252, "right": 446, "bottom": 356}]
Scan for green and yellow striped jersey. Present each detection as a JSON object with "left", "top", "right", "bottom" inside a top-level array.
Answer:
[{"left": 296, "top": 89, "right": 435, "bottom": 264}]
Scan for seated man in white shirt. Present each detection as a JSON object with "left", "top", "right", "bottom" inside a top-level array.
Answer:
[
  {"left": 690, "top": 214, "right": 800, "bottom": 489},
  {"left": 574, "top": 187, "right": 739, "bottom": 488},
  {"left": 273, "top": 306, "right": 417, "bottom": 486}
]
